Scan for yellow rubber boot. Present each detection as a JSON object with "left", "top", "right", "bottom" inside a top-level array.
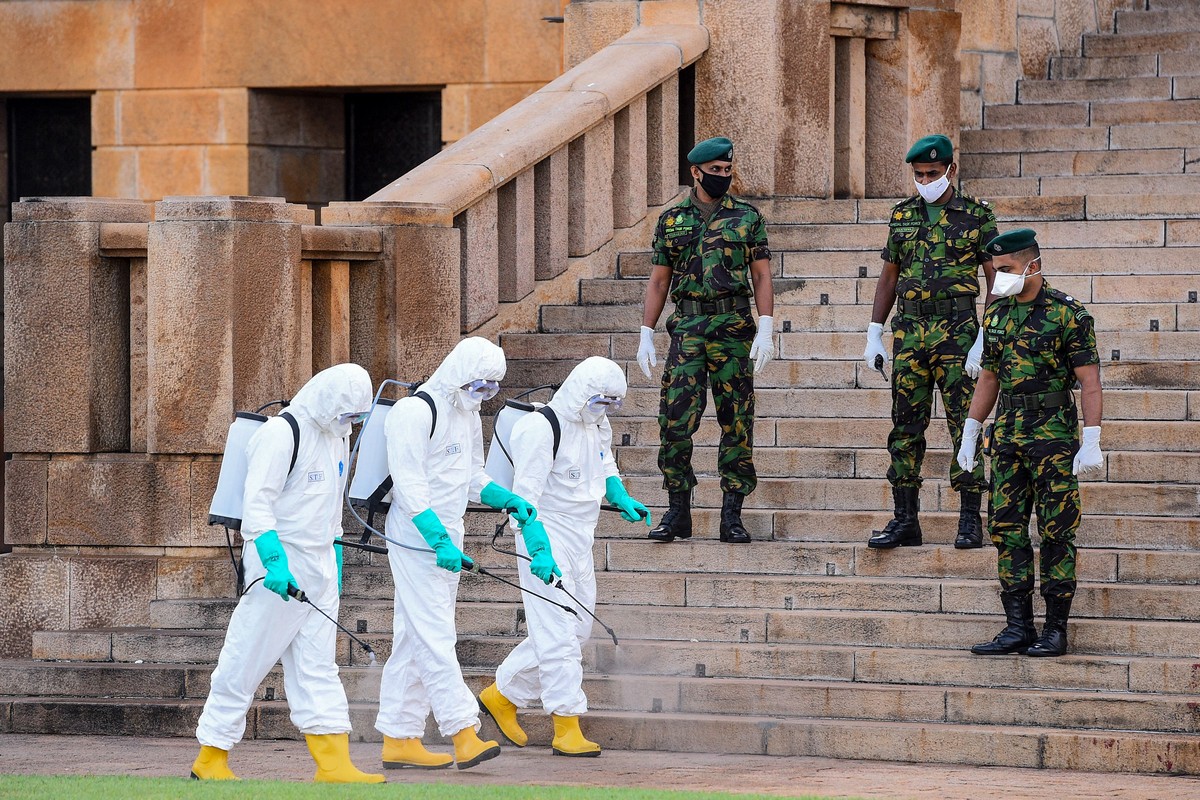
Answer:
[
  {"left": 451, "top": 726, "right": 501, "bottom": 770},
  {"left": 551, "top": 714, "right": 601, "bottom": 757},
  {"left": 381, "top": 736, "right": 453, "bottom": 770},
  {"left": 190, "top": 745, "right": 239, "bottom": 780},
  {"left": 305, "top": 733, "right": 386, "bottom": 783},
  {"left": 478, "top": 682, "right": 528, "bottom": 747}
]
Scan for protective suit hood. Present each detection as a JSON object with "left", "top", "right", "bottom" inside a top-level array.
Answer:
[
  {"left": 549, "top": 357, "right": 627, "bottom": 423},
  {"left": 423, "top": 337, "right": 507, "bottom": 409},
  {"left": 287, "top": 363, "right": 373, "bottom": 436}
]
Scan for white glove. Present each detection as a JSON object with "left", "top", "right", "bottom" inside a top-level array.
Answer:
[
  {"left": 864, "top": 322, "right": 889, "bottom": 370},
  {"left": 637, "top": 325, "right": 657, "bottom": 379},
  {"left": 749, "top": 315, "right": 775, "bottom": 374},
  {"left": 965, "top": 328, "right": 984, "bottom": 379},
  {"left": 1073, "top": 426, "right": 1103, "bottom": 475},
  {"left": 957, "top": 417, "right": 983, "bottom": 472}
]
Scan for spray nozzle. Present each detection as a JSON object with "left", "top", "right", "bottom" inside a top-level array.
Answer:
[{"left": 874, "top": 354, "right": 889, "bottom": 384}]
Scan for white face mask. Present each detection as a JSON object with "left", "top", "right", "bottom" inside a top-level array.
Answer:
[
  {"left": 992, "top": 260, "right": 1039, "bottom": 298},
  {"left": 915, "top": 170, "right": 950, "bottom": 204}
]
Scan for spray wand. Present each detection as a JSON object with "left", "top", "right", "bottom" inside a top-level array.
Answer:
[
  {"left": 285, "top": 584, "right": 378, "bottom": 666},
  {"left": 489, "top": 523, "right": 620, "bottom": 646}
]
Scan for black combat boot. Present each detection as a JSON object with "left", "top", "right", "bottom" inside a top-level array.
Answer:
[
  {"left": 868, "top": 486, "right": 923, "bottom": 549},
  {"left": 718, "top": 492, "right": 751, "bottom": 544},
  {"left": 648, "top": 491, "right": 692, "bottom": 543},
  {"left": 1025, "top": 595, "right": 1072, "bottom": 657},
  {"left": 954, "top": 490, "right": 984, "bottom": 549},
  {"left": 970, "top": 591, "right": 1037, "bottom": 655}
]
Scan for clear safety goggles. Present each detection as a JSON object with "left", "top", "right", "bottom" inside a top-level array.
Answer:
[
  {"left": 337, "top": 411, "right": 371, "bottom": 425},
  {"left": 462, "top": 379, "right": 500, "bottom": 402},
  {"left": 586, "top": 394, "right": 623, "bottom": 414}
]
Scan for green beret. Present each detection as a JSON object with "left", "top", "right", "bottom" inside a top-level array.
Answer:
[
  {"left": 988, "top": 228, "right": 1038, "bottom": 256},
  {"left": 687, "top": 137, "right": 734, "bottom": 165},
  {"left": 905, "top": 134, "right": 953, "bottom": 164}
]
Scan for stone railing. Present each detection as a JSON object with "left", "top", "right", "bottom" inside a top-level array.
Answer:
[{"left": 322, "top": 23, "right": 709, "bottom": 334}]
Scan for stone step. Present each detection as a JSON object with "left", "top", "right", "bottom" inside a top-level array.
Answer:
[
  {"left": 1115, "top": 8, "right": 1200, "bottom": 35},
  {"left": 1049, "top": 55, "right": 1160, "bottom": 80},
  {"left": 965, "top": 148, "right": 1187, "bottom": 179},
  {"left": 1017, "top": 77, "right": 1173, "bottom": 104},
  {"left": 616, "top": 473, "right": 1200, "bottom": 517},
  {"left": 984, "top": 102, "right": 1090, "bottom": 129},
  {"left": 767, "top": 219, "right": 1174, "bottom": 251},
  {"left": 965, "top": 173, "right": 1200, "bottom": 197},
  {"left": 1083, "top": 31, "right": 1200, "bottom": 57},
  {"left": 773, "top": 330, "right": 1200, "bottom": 362},
  {"left": 1160, "top": 52, "right": 1200, "bottom": 77},
  {"left": 1092, "top": 98, "right": 1200, "bottom": 126},
  {"left": 5, "top": 695, "right": 1199, "bottom": 771},
  {"left": 962, "top": 126, "right": 1111, "bottom": 154},
  {"left": 41, "top": 603, "right": 1200, "bottom": 666}
]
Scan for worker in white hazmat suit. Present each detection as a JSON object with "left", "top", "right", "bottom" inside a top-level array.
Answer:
[
  {"left": 478, "top": 356, "right": 650, "bottom": 757},
  {"left": 375, "top": 337, "right": 553, "bottom": 770},
  {"left": 192, "top": 363, "right": 384, "bottom": 784}
]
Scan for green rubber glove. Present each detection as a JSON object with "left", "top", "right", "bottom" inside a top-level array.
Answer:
[
  {"left": 520, "top": 520, "right": 561, "bottom": 585},
  {"left": 254, "top": 530, "right": 297, "bottom": 601},
  {"left": 605, "top": 476, "right": 652, "bottom": 527},
  {"left": 480, "top": 481, "right": 538, "bottom": 526},
  {"left": 335, "top": 540, "right": 344, "bottom": 594},
  {"left": 413, "top": 509, "right": 467, "bottom": 573}
]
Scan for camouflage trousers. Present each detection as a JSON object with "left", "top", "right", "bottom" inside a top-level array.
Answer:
[
  {"left": 988, "top": 428, "right": 1080, "bottom": 600},
  {"left": 658, "top": 311, "right": 757, "bottom": 495},
  {"left": 888, "top": 309, "right": 986, "bottom": 493}
]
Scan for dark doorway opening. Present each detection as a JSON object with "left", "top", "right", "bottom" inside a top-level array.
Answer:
[
  {"left": 7, "top": 97, "right": 92, "bottom": 200},
  {"left": 677, "top": 64, "right": 696, "bottom": 187},
  {"left": 345, "top": 92, "right": 442, "bottom": 201}
]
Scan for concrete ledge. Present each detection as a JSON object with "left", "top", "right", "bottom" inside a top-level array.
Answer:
[{"left": 11, "top": 197, "right": 151, "bottom": 223}]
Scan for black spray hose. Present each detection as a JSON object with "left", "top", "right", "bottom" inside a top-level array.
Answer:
[
  {"left": 333, "top": 537, "right": 578, "bottom": 617},
  {"left": 286, "top": 585, "right": 378, "bottom": 666},
  {"left": 489, "top": 523, "right": 619, "bottom": 646}
]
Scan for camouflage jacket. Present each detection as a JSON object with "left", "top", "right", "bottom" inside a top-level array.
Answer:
[
  {"left": 982, "top": 281, "right": 1100, "bottom": 436},
  {"left": 881, "top": 189, "right": 998, "bottom": 302},
  {"left": 652, "top": 193, "right": 771, "bottom": 303}
]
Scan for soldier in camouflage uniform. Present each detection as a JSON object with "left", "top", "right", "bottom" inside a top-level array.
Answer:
[
  {"left": 956, "top": 228, "right": 1104, "bottom": 658},
  {"left": 864, "top": 134, "right": 998, "bottom": 551},
  {"left": 636, "top": 137, "right": 775, "bottom": 544}
]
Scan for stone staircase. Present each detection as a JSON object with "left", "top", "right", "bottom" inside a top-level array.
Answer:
[
  {"left": 962, "top": 0, "right": 1200, "bottom": 198},
  {"left": 7, "top": 181, "right": 1200, "bottom": 771},
  {"left": 4, "top": 0, "right": 1200, "bottom": 777}
]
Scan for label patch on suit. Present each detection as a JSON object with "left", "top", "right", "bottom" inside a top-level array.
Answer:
[
  {"left": 307, "top": 471, "right": 325, "bottom": 483},
  {"left": 568, "top": 468, "right": 582, "bottom": 480},
  {"left": 446, "top": 443, "right": 462, "bottom": 456}
]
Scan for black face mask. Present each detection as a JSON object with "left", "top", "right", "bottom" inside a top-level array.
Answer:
[{"left": 698, "top": 170, "right": 732, "bottom": 199}]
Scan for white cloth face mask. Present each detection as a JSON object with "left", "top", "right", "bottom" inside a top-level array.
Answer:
[
  {"left": 992, "top": 259, "right": 1039, "bottom": 298},
  {"left": 915, "top": 171, "right": 950, "bottom": 204}
]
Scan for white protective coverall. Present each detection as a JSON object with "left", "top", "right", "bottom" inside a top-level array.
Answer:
[
  {"left": 375, "top": 337, "right": 507, "bottom": 739},
  {"left": 495, "top": 356, "right": 625, "bottom": 716},
  {"left": 196, "top": 363, "right": 373, "bottom": 751}
]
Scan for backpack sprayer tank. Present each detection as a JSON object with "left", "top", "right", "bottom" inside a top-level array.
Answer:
[{"left": 208, "top": 412, "right": 269, "bottom": 530}]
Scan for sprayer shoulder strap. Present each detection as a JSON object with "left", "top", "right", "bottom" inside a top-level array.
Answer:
[
  {"left": 415, "top": 391, "right": 437, "bottom": 439},
  {"left": 280, "top": 412, "right": 300, "bottom": 476},
  {"left": 536, "top": 406, "right": 561, "bottom": 460}
]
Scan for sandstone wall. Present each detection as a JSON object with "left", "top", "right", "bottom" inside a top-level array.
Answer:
[
  {"left": 959, "top": 0, "right": 1140, "bottom": 128},
  {"left": 0, "top": 0, "right": 565, "bottom": 200}
]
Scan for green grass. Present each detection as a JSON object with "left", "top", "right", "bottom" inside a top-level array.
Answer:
[{"left": 0, "top": 775, "right": 854, "bottom": 800}]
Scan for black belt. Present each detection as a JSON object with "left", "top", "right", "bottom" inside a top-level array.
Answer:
[
  {"left": 998, "top": 390, "right": 1071, "bottom": 412},
  {"left": 675, "top": 296, "right": 751, "bottom": 315},
  {"left": 896, "top": 295, "right": 975, "bottom": 318}
]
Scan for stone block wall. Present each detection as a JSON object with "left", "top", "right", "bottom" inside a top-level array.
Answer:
[{"left": 959, "top": 0, "right": 1140, "bottom": 128}]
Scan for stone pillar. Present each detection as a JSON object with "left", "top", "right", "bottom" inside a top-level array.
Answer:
[
  {"left": 907, "top": 8, "right": 963, "bottom": 161},
  {"left": 146, "top": 197, "right": 306, "bottom": 454},
  {"left": 497, "top": 171, "right": 536, "bottom": 302},
  {"left": 4, "top": 198, "right": 150, "bottom": 453},
  {"left": 697, "top": 0, "right": 832, "bottom": 198},
  {"left": 534, "top": 147, "right": 570, "bottom": 280},
  {"left": 866, "top": 20, "right": 911, "bottom": 198},
  {"left": 834, "top": 37, "right": 867, "bottom": 199},
  {"left": 568, "top": 118, "right": 616, "bottom": 256},
  {"left": 312, "top": 259, "right": 351, "bottom": 372},
  {"left": 455, "top": 192, "right": 500, "bottom": 332},
  {"left": 646, "top": 74, "right": 680, "bottom": 206},
  {"left": 612, "top": 96, "right": 649, "bottom": 229}
]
